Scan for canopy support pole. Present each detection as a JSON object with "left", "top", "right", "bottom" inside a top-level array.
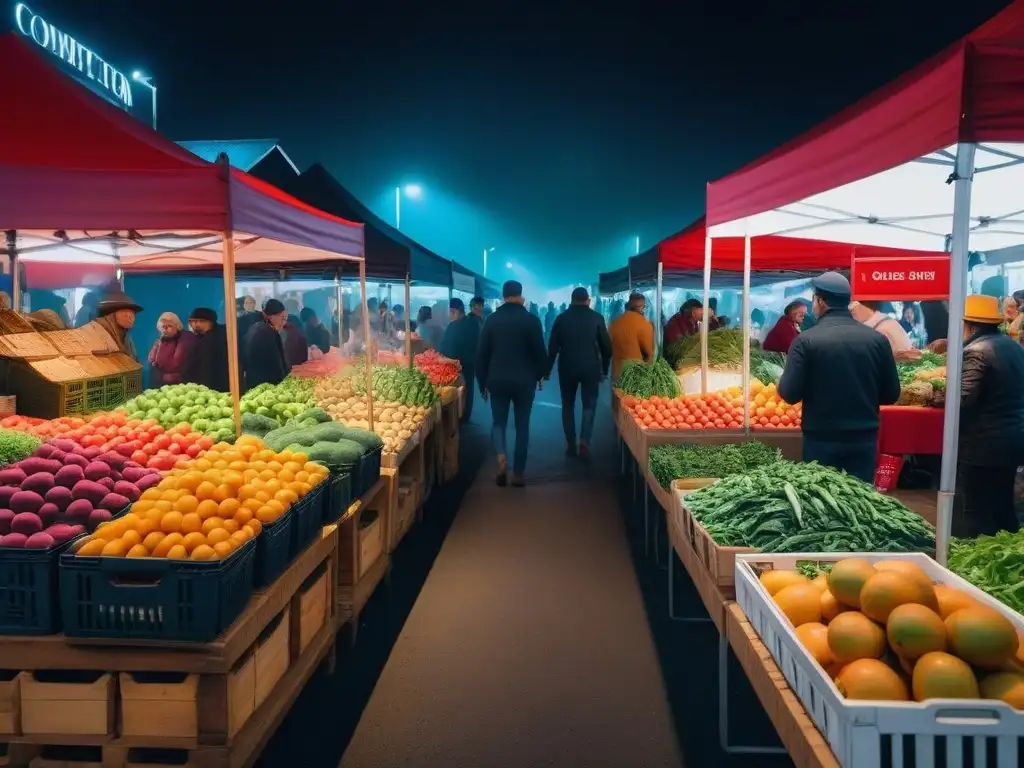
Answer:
[
  {"left": 655, "top": 262, "right": 663, "bottom": 356},
  {"left": 6, "top": 230, "right": 18, "bottom": 313},
  {"left": 936, "top": 142, "right": 976, "bottom": 566},
  {"left": 742, "top": 231, "right": 752, "bottom": 436},
  {"left": 701, "top": 236, "right": 712, "bottom": 394},
  {"left": 220, "top": 233, "right": 243, "bottom": 438},
  {"left": 334, "top": 270, "right": 343, "bottom": 348},
  {"left": 359, "top": 259, "right": 375, "bottom": 431},
  {"left": 405, "top": 273, "right": 413, "bottom": 368}
]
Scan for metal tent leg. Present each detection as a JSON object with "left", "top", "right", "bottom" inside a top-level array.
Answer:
[
  {"left": 718, "top": 633, "right": 787, "bottom": 755},
  {"left": 643, "top": 486, "right": 650, "bottom": 556},
  {"left": 668, "top": 535, "right": 711, "bottom": 623}
]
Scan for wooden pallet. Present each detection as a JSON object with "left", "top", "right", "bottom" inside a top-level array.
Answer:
[{"left": 0, "top": 531, "right": 339, "bottom": 768}]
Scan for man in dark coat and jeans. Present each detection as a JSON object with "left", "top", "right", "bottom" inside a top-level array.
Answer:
[
  {"left": 477, "top": 281, "right": 547, "bottom": 487},
  {"left": 440, "top": 298, "right": 480, "bottom": 423},
  {"left": 547, "top": 287, "right": 612, "bottom": 458},
  {"left": 184, "top": 308, "right": 229, "bottom": 392},
  {"left": 778, "top": 271, "right": 900, "bottom": 482}
]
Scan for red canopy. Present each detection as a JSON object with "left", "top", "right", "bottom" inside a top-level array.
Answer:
[
  {"left": 659, "top": 217, "right": 945, "bottom": 271},
  {"left": 706, "top": 0, "right": 1024, "bottom": 227}
]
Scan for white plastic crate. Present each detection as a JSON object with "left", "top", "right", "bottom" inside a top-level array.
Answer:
[{"left": 735, "top": 552, "right": 1024, "bottom": 768}]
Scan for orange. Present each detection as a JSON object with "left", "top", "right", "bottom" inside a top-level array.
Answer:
[
  {"left": 275, "top": 490, "right": 298, "bottom": 507},
  {"left": 236, "top": 434, "right": 262, "bottom": 447},
  {"left": 223, "top": 471, "right": 244, "bottom": 489},
  {"left": 143, "top": 531, "right": 166, "bottom": 551},
  {"left": 177, "top": 474, "right": 201, "bottom": 493},
  {"left": 191, "top": 544, "right": 217, "bottom": 561},
  {"left": 77, "top": 538, "right": 106, "bottom": 556},
  {"left": 264, "top": 499, "right": 285, "bottom": 517},
  {"left": 207, "top": 527, "right": 230, "bottom": 546},
  {"left": 292, "top": 452, "right": 309, "bottom": 464},
  {"left": 121, "top": 530, "right": 142, "bottom": 549},
  {"left": 267, "top": 460, "right": 283, "bottom": 472},
  {"left": 254, "top": 491, "right": 270, "bottom": 503},
  {"left": 303, "top": 462, "right": 322, "bottom": 474},
  {"left": 238, "top": 444, "right": 258, "bottom": 459},
  {"left": 175, "top": 495, "right": 199, "bottom": 515},
  {"left": 218, "top": 498, "right": 241, "bottom": 517},
  {"left": 283, "top": 461, "right": 302, "bottom": 474},
  {"left": 263, "top": 478, "right": 282, "bottom": 493},
  {"left": 151, "top": 533, "right": 181, "bottom": 557},
  {"left": 212, "top": 460, "right": 229, "bottom": 471},
  {"left": 212, "top": 484, "right": 233, "bottom": 503},
  {"left": 202, "top": 517, "right": 226, "bottom": 535},
  {"left": 220, "top": 518, "right": 239, "bottom": 534},
  {"left": 256, "top": 506, "right": 278, "bottom": 524},
  {"left": 258, "top": 450, "right": 276, "bottom": 462},
  {"left": 258, "top": 469, "right": 276, "bottom": 482},
  {"left": 121, "top": 513, "right": 143, "bottom": 530},
  {"left": 238, "top": 485, "right": 259, "bottom": 502},
  {"left": 140, "top": 488, "right": 162, "bottom": 501},
  {"left": 277, "top": 469, "right": 295, "bottom": 483},
  {"left": 234, "top": 508, "right": 253, "bottom": 526},
  {"left": 166, "top": 544, "right": 188, "bottom": 560},
  {"left": 278, "top": 450, "right": 294, "bottom": 462},
  {"left": 229, "top": 460, "right": 250, "bottom": 472},
  {"left": 160, "top": 511, "right": 184, "bottom": 533},
  {"left": 241, "top": 497, "right": 262, "bottom": 513},
  {"left": 230, "top": 530, "right": 250, "bottom": 548},
  {"left": 136, "top": 518, "right": 158, "bottom": 537},
  {"left": 182, "top": 532, "right": 207, "bottom": 553},
  {"left": 246, "top": 519, "right": 263, "bottom": 537},
  {"left": 193, "top": 458, "right": 213, "bottom": 471},
  {"left": 213, "top": 541, "right": 234, "bottom": 559},
  {"left": 101, "top": 539, "right": 128, "bottom": 557},
  {"left": 250, "top": 460, "right": 268, "bottom": 472},
  {"left": 242, "top": 469, "right": 259, "bottom": 482},
  {"left": 196, "top": 499, "right": 221, "bottom": 520},
  {"left": 160, "top": 489, "right": 179, "bottom": 502},
  {"left": 133, "top": 500, "right": 155, "bottom": 514},
  {"left": 154, "top": 500, "right": 173, "bottom": 514},
  {"left": 127, "top": 544, "right": 149, "bottom": 558},
  {"left": 195, "top": 481, "right": 217, "bottom": 500},
  {"left": 181, "top": 513, "right": 203, "bottom": 534},
  {"left": 295, "top": 471, "right": 310, "bottom": 484}
]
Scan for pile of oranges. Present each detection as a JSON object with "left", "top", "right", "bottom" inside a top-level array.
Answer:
[
  {"left": 75, "top": 435, "right": 329, "bottom": 561},
  {"left": 623, "top": 379, "right": 802, "bottom": 431}
]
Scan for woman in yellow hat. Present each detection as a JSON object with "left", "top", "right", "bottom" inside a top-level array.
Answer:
[{"left": 954, "top": 294, "right": 1024, "bottom": 537}]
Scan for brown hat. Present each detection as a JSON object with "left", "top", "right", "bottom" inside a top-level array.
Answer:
[{"left": 97, "top": 287, "right": 143, "bottom": 316}]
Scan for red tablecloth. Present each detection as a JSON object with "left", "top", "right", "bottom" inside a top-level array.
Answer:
[{"left": 877, "top": 406, "right": 944, "bottom": 455}]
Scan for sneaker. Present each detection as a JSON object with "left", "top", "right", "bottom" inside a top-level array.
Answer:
[
  {"left": 511, "top": 474, "right": 526, "bottom": 487},
  {"left": 579, "top": 441, "right": 590, "bottom": 459},
  {"left": 496, "top": 455, "right": 508, "bottom": 487}
]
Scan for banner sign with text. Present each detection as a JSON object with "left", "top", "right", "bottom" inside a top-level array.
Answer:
[{"left": 851, "top": 255, "right": 950, "bottom": 301}]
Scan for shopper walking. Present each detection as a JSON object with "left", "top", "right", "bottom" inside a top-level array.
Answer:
[
  {"left": 148, "top": 312, "right": 193, "bottom": 387},
  {"left": 547, "top": 287, "right": 611, "bottom": 458},
  {"left": 608, "top": 293, "right": 655, "bottom": 380},
  {"left": 184, "top": 308, "right": 229, "bottom": 392},
  {"left": 952, "top": 295, "right": 1024, "bottom": 537},
  {"left": 441, "top": 298, "right": 481, "bottom": 423},
  {"left": 778, "top": 272, "right": 900, "bottom": 482},
  {"left": 477, "top": 281, "right": 547, "bottom": 487}
]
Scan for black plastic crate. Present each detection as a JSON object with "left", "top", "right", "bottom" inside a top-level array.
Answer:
[
  {"left": 253, "top": 507, "right": 294, "bottom": 588},
  {"left": 0, "top": 506, "right": 129, "bottom": 635},
  {"left": 59, "top": 538, "right": 256, "bottom": 643},
  {"left": 355, "top": 446, "right": 383, "bottom": 498},
  {"left": 323, "top": 470, "right": 353, "bottom": 525},
  {"left": 289, "top": 480, "right": 326, "bottom": 557}
]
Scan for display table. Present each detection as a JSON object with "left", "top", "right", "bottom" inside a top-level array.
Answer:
[{"left": 877, "top": 405, "right": 944, "bottom": 455}]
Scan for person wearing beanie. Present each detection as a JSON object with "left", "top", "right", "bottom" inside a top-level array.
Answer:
[
  {"left": 147, "top": 311, "right": 193, "bottom": 387},
  {"left": 546, "top": 287, "right": 611, "bottom": 458},
  {"left": 476, "top": 280, "right": 547, "bottom": 487},
  {"left": 184, "top": 307, "right": 229, "bottom": 392},
  {"left": 300, "top": 307, "right": 331, "bottom": 355},
  {"left": 440, "top": 297, "right": 481, "bottom": 422},
  {"left": 777, "top": 271, "right": 900, "bottom": 481},
  {"left": 85, "top": 286, "right": 143, "bottom": 359},
  {"left": 952, "top": 294, "right": 1024, "bottom": 537},
  {"left": 243, "top": 298, "right": 288, "bottom": 389}
]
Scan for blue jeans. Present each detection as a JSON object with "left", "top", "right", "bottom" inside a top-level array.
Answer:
[
  {"left": 802, "top": 434, "right": 877, "bottom": 483},
  {"left": 489, "top": 385, "right": 536, "bottom": 475},
  {"left": 559, "top": 373, "right": 599, "bottom": 444}
]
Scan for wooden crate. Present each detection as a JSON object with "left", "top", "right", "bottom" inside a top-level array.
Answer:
[
  {"left": 19, "top": 674, "right": 114, "bottom": 739},
  {"left": 358, "top": 513, "right": 384, "bottom": 578},
  {"left": 676, "top": 499, "right": 755, "bottom": 594},
  {"left": 0, "top": 530, "right": 339, "bottom": 768},
  {"left": 389, "top": 479, "right": 417, "bottom": 552},
  {"left": 335, "top": 477, "right": 391, "bottom": 624},
  {"left": 0, "top": 674, "right": 18, "bottom": 736},
  {"left": 297, "top": 567, "right": 329, "bottom": 656}
]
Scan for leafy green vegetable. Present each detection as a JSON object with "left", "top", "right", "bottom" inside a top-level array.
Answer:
[
  {"left": 684, "top": 461, "right": 935, "bottom": 553},
  {"left": 0, "top": 429, "right": 41, "bottom": 466},
  {"left": 896, "top": 351, "right": 946, "bottom": 386},
  {"left": 948, "top": 531, "right": 1024, "bottom": 613},
  {"left": 648, "top": 441, "right": 781, "bottom": 489},
  {"left": 751, "top": 349, "right": 786, "bottom": 386},
  {"left": 667, "top": 328, "right": 745, "bottom": 371},
  {"left": 617, "top": 359, "right": 680, "bottom": 399},
  {"left": 355, "top": 366, "right": 438, "bottom": 407}
]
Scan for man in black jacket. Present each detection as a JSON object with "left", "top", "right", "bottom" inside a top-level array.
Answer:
[
  {"left": 547, "top": 287, "right": 612, "bottom": 458},
  {"left": 778, "top": 272, "right": 899, "bottom": 482},
  {"left": 185, "top": 308, "right": 229, "bottom": 392},
  {"left": 243, "top": 298, "right": 289, "bottom": 390},
  {"left": 477, "top": 281, "right": 547, "bottom": 487},
  {"left": 299, "top": 307, "right": 331, "bottom": 354},
  {"left": 952, "top": 294, "right": 1024, "bottom": 537}
]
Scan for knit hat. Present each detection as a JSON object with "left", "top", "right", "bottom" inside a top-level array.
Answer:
[
  {"left": 189, "top": 307, "right": 217, "bottom": 323},
  {"left": 263, "top": 298, "right": 286, "bottom": 316},
  {"left": 97, "top": 286, "right": 142, "bottom": 316}
]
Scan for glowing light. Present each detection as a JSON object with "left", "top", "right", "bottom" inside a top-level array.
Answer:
[
  {"left": 505, "top": 261, "right": 513, "bottom": 269},
  {"left": 404, "top": 184, "right": 423, "bottom": 199}
]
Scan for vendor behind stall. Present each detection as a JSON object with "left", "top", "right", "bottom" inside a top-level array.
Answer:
[
  {"left": 778, "top": 272, "right": 900, "bottom": 482},
  {"left": 86, "top": 287, "right": 142, "bottom": 360},
  {"left": 850, "top": 300, "right": 915, "bottom": 356},
  {"left": 243, "top": 299, "right": 288, "bottom": 389},
  {"left": 762, "top": 300, "right": 806, "bottom": 354},
  {"left": 953, "top": 295, "right": 1024, "bottom": 537},
  {"left": 147, "top": 312, "right": 192, "bottom": 386},
  {"left": 185, "top": 308, "right": 229, "bottom": 392}
]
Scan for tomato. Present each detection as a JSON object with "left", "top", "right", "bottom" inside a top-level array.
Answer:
[
  {"left": 154, "top": 435, "right": 172, "bottom": 451},
  {"left": 168, "top": 443, "right": 182, "bottom": 455},
  {"left": 186, "top": 443, "right": 203, "bottom": 458},
  {"left": 197, "top": 436, "right": 214, "bottom": 451}
]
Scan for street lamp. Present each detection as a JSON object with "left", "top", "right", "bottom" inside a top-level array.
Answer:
[
  {"left": 634, "top": 235, "right": 641, "bottom": 255},
  {"left": 483, "top": 247, "right": 495, "bottom": 276},
  {"left": 394, "top": 184, "right": 423, "bottom": 230},
  {"left": 505, "top": 261, "right": 513, "bottom": 270},
  {"left": 132, "top": 71, "right": 157, "bottom": 130}
]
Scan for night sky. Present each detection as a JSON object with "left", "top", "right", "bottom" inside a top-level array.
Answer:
[{"left": 16, "top": 0, "right": 1009, "bottom": 286}]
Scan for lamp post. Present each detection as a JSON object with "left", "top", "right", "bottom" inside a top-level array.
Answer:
[
  {"left": 483, "top": 247, "right": 495, "bottom": 276},
  {"left": 394, "top": 184, "right": 422, "bottom": 230},
  {"left": 132, "top": 71, "right": 157, "bottom": 130},
  {"left": 634, "top": 235, "right": 641, "bottom": 255}
]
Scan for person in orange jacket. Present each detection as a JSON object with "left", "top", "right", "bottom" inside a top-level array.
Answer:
[{"left": 608, "top": 293, "right": 655, "bottom": 380}]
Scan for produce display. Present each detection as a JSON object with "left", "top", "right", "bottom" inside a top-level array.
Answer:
[
  {"left": 622, "top": 380, "right": 801, "bottom": 430},
  {"left": 617, "top": 359, "right": 681, "bottom": 399},
  {"left": 685, "top": 461, "right": 935, "bottom": 552},
  {"left": 0, "top": 440, "right": 161, "bottom": 548},
  {"left": 240, "top": 378, "right": 316, "bottom": 425},
  {"left": 760, "top": 558, "right": 1024, "bottom": 706},
  {"left": 414, "top": 350, "right": 461, "bottom": 386},
  {"left": 0, "top": 428, "right": 41, "bottom": 466},
  {"left": 263, "top": 419, "right": 382, "bottom": 471},
  {"left": 290, "top": 353, "right": 350, "bottom": 379},
  {"left": 648, "top": 441, "right": 781, "bottom": 489},
  {"left": 1, "top": 415, "right": 99, "bottom": 439},
  {"left": 663, "top": 328, "right": 743, "bottom": 372},
  {"left": 121, "top": 384, "right": 237, "bottom": 441},
  {"left": 74, "top": 435, "right": 328, "bottom": 560},
  {"left": 45, "top": 413, "right": 213, "bottom": 472},
  {"left": 359, "top": 365, "right": 438, "bottom": 408},
  {"left": 948, "top": 530, "right": 1024, "bottom": 614}
]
